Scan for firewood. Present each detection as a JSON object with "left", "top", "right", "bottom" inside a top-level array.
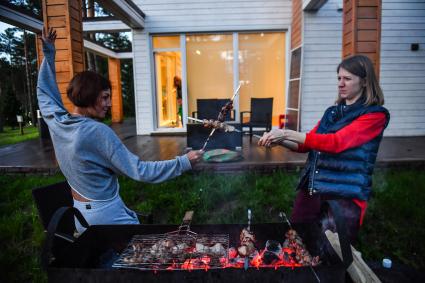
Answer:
[{"left": 325, "top": 230, "right": 381, "bottom": 283}]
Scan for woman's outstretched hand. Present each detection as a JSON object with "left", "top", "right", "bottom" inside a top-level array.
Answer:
[
  {"left": 258, "top": 129, "right": 284, "bottom": 147},
  {"left": 41, "top": 27, "right": 57, "bottom": 45},
  {"left": 258, "top": 129, "right": 307, "bottom": 147}
]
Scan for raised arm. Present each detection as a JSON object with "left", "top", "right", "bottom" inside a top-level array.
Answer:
[{"left": 36, "top": 27, "right": 67, "bottom": 117}]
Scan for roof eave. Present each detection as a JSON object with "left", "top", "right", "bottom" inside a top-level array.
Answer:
[
  {"left": 302, "top": 0, "right": 328, "bottom": 11},
  {"left": 95, "top": 0, "right": 145, "bottom": 29}
]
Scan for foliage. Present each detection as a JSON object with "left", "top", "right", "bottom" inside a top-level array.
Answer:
[
  {"left": 95, "top": 32, "right": 132, "bottom": 52},
  {"left": 0, "top": 168, "right": 423, "bottom": 282},
  {"left": 121, "top": 59, "right": 135, "bottom": 117},
  {"left": 93, "top": 0, "right": 113, "bottom": 17},
  {"left": 0, "top": 173, "right": 65, "bottom": 283},
  {"left": 0, "top": 27, "right": 38, "bottom": 127},
  {"left": 0, "top": 64, "right": 22, "bottom": 129},
  {"left": 0, "top": 125, "right": 39, "bottom": 147},
  {"left": 5, "top": 0, "right": 42, "bottom": 17}
]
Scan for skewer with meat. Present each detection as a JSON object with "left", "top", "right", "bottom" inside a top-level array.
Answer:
[
  {"left": 282, "top": 229, "right": 320, "bottom": 266},
  {"left": 202, "top": 119, "right": 236, "bottom": 132},
  {"left": 217, "top": 101, "right": 234, "bottom": 122},
  {"left": 237, "top": 228, "right": 257, "bottom": 257}
]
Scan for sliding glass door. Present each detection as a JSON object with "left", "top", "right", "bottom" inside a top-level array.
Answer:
[{"left": 152, "top": 32, "right": 286, "bottom": 131}]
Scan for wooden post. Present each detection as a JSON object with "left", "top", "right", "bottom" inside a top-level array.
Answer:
[
  {"left": 37, "top": 0, "right": 85, "bottom": 112},
  {"left": 286, "top": 0, "right": 303, "bottom": 131},
  {"left": 325, "top": 230, "right": 382, "bottom": 283},
  {"left": 291, "top": 0, "right": 303, "bottom": 50},
  {"left": 108, "top": 57, "right": 124, "bottom": 123},
  {"left": 342, "top": 0, "right": 381, "bottom": 78}
]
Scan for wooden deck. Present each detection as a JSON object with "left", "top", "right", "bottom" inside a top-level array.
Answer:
[
  {"left": 125, "top": 135, "right": 307, "bottom": 172},
  {"left": 0, "top": 119, "right": 424, "bottom": 174}
]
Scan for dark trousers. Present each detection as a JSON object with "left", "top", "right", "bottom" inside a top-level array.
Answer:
[{"left": 291, "top": 189, "right": 361, "bottom": 242}]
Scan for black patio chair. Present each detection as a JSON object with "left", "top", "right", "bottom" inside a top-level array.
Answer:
[
  {"left": 240, "top": 97, "right": 273, "bottom": 141},
  {"left": 32, "top": 182, "right": 89, "bottom": 269},
  {"left": 192, "top": 99, "right": 235, "bottom": 121},
  {"left": 32, "top": 181, "right": 87, "bottom": 238},
  {"left": 32, "top": 182, "right": 153, "bottom": 235},
  {"left": 192, "top": 99, "right": 218, "bottom": 120},
  {"left": 32, "top": 181, "right": 153, "bottom": 269}
]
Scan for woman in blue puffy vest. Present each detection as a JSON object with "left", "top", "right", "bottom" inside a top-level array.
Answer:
[{"left": 259, "top": 55, "right": 390, "bottom": 240}]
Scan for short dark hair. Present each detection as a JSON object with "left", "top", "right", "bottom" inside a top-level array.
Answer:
[{"left": 66, "top": 71, "right": 111, "bottom": 107}]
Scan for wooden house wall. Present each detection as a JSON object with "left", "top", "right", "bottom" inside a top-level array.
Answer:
[
  {"left": 291, "top": 0, "right": 303, "bottom": 49},
  {"left": 40, "top": 0, "right": 84, "bottom": 112}
]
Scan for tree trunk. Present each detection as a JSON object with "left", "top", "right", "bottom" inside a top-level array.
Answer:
[
  {"left": 86, "top": 0, "right": 97, "bottom": 72},
  {"left": 0, "top": 87, "right": 3, "bottom": 133},
  {"left": 87, "top": 0, "right": 94, "bottom": 17},
  {"left": 24, "top": 30, "right": 36, "bottom": 126},
  {"left": 82, "top": 0, "right": 87, "bottom": 18}
]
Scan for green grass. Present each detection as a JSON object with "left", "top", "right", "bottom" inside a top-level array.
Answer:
[
  {"left": 0, "top": 174, "right": 66, "bottom": 283},
  {"left": 0, "top": 168, "right": 424, "bottom": 282},
  {"left": 358, "top": 169, "right": 425, "bottom": 270},
  {"left": 0, "top": 126, "right": 40, "bottom": 147}
]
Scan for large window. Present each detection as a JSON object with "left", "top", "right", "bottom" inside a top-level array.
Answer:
[
  {"left": 239, "top": 33, "right": 286, "bottom": 125},
  {"left": 186, "top": 34, "right": 234, "bottom": 117},
  {"left": 152, "top": 32, "right": 286, "bottom": 130}
]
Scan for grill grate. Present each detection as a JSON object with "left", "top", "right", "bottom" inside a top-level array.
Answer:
[{"left": 113, "top": 233, "right": 229, "bottom": 270}]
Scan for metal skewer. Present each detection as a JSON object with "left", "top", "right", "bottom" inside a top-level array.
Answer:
[
  {"left": 244, "top": 208, "right": 252, "bottom": 270},
  {"left": 231, "top": 83, "right": 242, "bottom": 102},
  {"left": 279, "top": 212, "right": 321, "bottom": 283},
  {"left": 247, "top": 208, "right": 251, "bottom": 232},
  {"left": 199, "top": 82, "right": 242, "bottom": 150},
  {"left": 279, "top": 212, "right": 292, "bottom": 230},
  {"left": 187, "top": 116, "right": 263, "bottom": 139},
  {"left": 200, "top": 128, "right": 216, "bottom": 151}
]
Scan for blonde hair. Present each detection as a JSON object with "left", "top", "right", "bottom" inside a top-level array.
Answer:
[{"left": 336, "top": 55, "right": 384, "bottom": 106}]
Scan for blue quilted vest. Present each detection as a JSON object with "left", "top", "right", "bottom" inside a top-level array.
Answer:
[{"left": 298, "top": 99, "right": 390, "bottom": 200}]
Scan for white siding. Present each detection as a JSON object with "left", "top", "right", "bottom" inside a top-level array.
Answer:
[
  {"left": 132, "top": 29, "right": 153, "bottom": 134},
  {"left": 301, "top": 0, "right": 343, "bottom": 131},
  {"left": 380, "top": 0, "right": 425, "bottom": 136},
  {"left": 301, "top": 0, "right": 425, "bottom": 137},
  {"left": 135, "top": 0, "right": 292, "bottom": 33},
  {"left": 132, "top": 0, "right": 292, "bottom": 134}
]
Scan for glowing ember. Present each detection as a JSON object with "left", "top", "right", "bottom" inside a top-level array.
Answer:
[
  {"left": 181, "top": 256, "right": 212, "bottom": 271},
  {"left": 114, "top": 229, "right": 319, "bottom": 271}
]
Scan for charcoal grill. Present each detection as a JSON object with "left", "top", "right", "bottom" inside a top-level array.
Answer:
[
  {"left": 112, "top": 211, "right": 230, "bottom": 270},
  {"left": 44, "top": 222, "right": 351, "bottom": 282}
]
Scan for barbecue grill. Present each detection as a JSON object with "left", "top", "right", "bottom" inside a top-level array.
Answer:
[
  {"left": 44, "top": 218, "right": 352, "bottom": 282},
  {"left": 112, "top": 211, "right": 230, "bottom": 271}
]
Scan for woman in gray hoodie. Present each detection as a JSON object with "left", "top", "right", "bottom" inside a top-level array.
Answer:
[{"left": 37, "top": 28, "right": 203, "bottom": 232}]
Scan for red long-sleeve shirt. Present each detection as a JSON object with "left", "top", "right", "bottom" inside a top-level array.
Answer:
[{"left": 296, "top": 112, "right": 387, "bottom": 225}]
